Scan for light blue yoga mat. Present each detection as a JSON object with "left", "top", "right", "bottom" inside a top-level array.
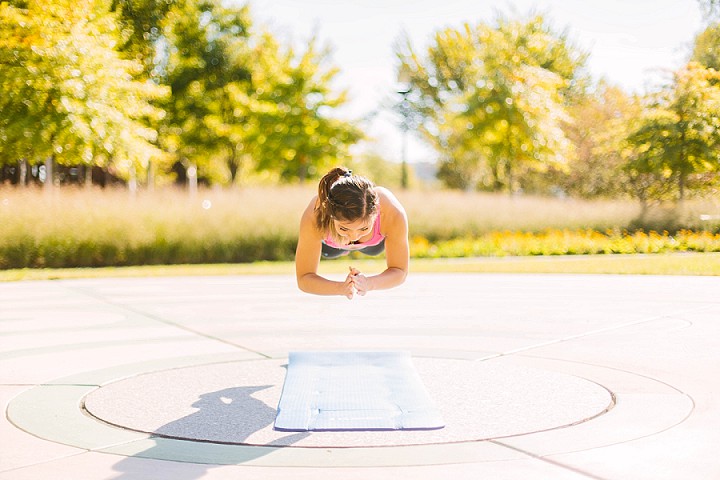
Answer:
[{"left": 274, "top": 351, "right": 444, "bottom": 431}]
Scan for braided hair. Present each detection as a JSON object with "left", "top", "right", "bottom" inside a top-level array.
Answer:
[{"left": 315, "top": 167, "right": 379, "bottom": 243}]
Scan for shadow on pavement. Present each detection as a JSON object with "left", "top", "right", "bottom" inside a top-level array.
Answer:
[{"left": 109, "top": 385, "right": 308, "bottom": 479}]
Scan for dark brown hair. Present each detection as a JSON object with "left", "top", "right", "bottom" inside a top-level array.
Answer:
[{"left": 315, "top": 167, "right": 379, "bottom": 241}]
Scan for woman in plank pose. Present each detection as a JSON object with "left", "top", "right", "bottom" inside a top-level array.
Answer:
[{"left": 295, "top": 166, "right": 409, "bottom": 299}]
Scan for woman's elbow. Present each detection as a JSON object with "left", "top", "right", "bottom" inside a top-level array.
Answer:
[
  {"left": 296, "top": 273, "right": 314, "bottom": 294},
  {"left": 392, "top": 267, "right": 408, "bottom": 285}
]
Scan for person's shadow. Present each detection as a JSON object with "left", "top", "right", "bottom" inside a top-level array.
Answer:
[{"left": 109, "top": 385, "right": 308, "bottom": 479}]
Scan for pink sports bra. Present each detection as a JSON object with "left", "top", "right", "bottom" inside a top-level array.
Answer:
[{"left": 323, "top": 213, "right": 384, "bottom": 250}]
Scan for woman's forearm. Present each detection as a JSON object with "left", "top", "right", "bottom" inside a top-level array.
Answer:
[
  {"left": 297, "top": 273, "right": 346, "bottom": 296},
  {"left": 368, "top": 267, "right": 407, "bottom": 291}
]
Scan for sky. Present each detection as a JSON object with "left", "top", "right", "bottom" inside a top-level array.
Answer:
[{"left": 246, "top": 0, "right": 706, "bottom": 163}]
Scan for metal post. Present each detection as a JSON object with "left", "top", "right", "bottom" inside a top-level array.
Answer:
[
  {"left": 397, "top": 72, "right": 412, "bottom": 189},
  {"left": 401, "top": 117, "right": 409, "bottom": 189}
]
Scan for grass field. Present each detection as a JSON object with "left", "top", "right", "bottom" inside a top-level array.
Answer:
[{"left": 2, "top": 252, "right": 719, "bottom": 282}]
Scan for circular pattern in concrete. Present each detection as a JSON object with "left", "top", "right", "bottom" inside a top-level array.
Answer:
[{"left": 83, "top": 357, "right": 613, "bottom": 448}]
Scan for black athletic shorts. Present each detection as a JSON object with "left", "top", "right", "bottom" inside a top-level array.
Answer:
[{"left": 321, "top": 239, "right": 386, "bottom": 259}]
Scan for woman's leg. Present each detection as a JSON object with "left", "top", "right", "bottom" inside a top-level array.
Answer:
[
  {"left": 321, "top": 242, "right": 349, "bottom": 258},
  {"left": 358, "top": 239, "right": 385, "bottom": 256}
]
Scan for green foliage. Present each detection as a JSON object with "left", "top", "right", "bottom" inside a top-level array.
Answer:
[
  {"left": 560, "top": 82, "right": 642, "bottom": 198},
  {"left": 4, "top": 220, "right": 719, "bottom": 269},
  {"left": 0, "top": 0, "right": 169, "bottom": 178},
  {"left": 0, "top": 1, "right": 718, "bottom": 196},
  {"left": 0, "top": 233, "right": 299, "bottom": 268},
  {"left": 145, "top": 0, "right": 361, "bottom": 184},
  {"left": 150, "top": 0, "right": 362, "bottom": 184},
  {"left": 692, "top": 22, "right": 720, "bottom": 71},
  {"left": 0, "top": 0, "right": 360, "bottom": 185},
  {"left": 624, "top": 62, "right": 720, "bottom": 203},
  {"left": 110, "top": 0, "right": 177, "bottom": 77},
  {"left": 396, "top": 13, "right": 588, "bottom": 192},
  {"left": 239, "top": 32, "right": 363, "bottom": 182},
  {"left": 157, "top": 0, "right": 254, "bottom": 182},
  {"left": 409, "top": 229, "right": 720, "bottom": 258}
]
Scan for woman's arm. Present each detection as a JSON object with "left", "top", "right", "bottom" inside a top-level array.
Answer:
[
  {"left": 351, "top": 188, "right": 409, "bottom": 295},
  {"left": 295, "top": 198, "right": 356, "bottom": 299}
]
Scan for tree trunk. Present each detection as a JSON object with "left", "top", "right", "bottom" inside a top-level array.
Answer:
[
  {"left": 228, "top": 153, "right": 239, "bottom": 184},
  {"left": 129, "top": 165, "right": 138, "bottom": 196},
  {"left": 18, "top": 159, "right": 27, "bottom": 186},
  {"left": 678, "top": 172, "right": 686, "bottom": 202},
  {"left": 84, "top": 165, "right": 92, "bottom": 187},
  {"left": 43, "top": 156, "right": 54, "bottom": 190},
  {"left": 506, "top": 160, "right": 515, "bottom": 195},
  {"left": 401, "top": 131, "right": 409, "bottom": 189},
  {"left": 188, "top": 162, "right": 198, "bottom": 197},
  {"left": 491, "top": 161, "right": 502, "bottom": 192},
  {"left": 298, "top": 156, "right": 308, "bottom": 183},
  {"left": 146, "top": 160, "right": 154, "bottom": 192}
]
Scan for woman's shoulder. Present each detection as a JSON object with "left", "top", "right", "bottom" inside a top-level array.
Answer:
[
  {"left": 299, "top": 196, "right": 322, "bottom": 233},
  {"left": 376, "top": 186, "right": 404, "bottom": 209},
  {"left": 376, "top": 186, "right": 407, "bottom": 224},
  {"left": 300, "top": 196, "right": 318, "bottom": 218}
]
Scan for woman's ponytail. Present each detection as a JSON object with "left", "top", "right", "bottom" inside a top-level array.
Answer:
[{"left": 315, "top": 167, "right": 350, "bottom": 231}]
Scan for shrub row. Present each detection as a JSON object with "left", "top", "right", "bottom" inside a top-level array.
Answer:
[
  {"left": 0, "top": 234, "right": 298, "bottom": 269},
  {"left": 2, "top": 229, "right": 720, "bottom": 269},
  {"left": 410, "top": 229, "right": 720, "bottom": 258}
]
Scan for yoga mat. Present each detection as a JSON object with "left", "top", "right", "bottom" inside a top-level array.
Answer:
[{"left": 274, "top": 351, "right": 444, "bottom": 431}]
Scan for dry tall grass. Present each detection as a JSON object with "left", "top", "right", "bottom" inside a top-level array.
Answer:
[
  {"left": 1, "top": 186, "right": 718, "bottom": 268},
  {"left": 1, "top": 186, "right": 309, "bottom": 238},
  {"left": 3, "top": 185, "right": 719, "bottom": 238},
  {"left": 396, "top": 189, "right": 647, "bottom": 239}
]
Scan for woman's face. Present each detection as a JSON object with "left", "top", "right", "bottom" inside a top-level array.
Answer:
[{"left": 332, "top": 215, "right": 375, "bottom": 244}]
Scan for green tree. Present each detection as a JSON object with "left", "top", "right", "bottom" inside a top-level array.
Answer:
[
  {"left": 109, "top": 0, "right": 178, "bottom": 187},
  {"left": 561, "top": 82, "right": 642, "bottom": 198},
  {"left": 158, "top": 0, "right": 253, "bottom": 186},
  {"left": 625, "top": 62, "right": 720, "bottom": 204},
  {"left": 110, "top": 0, "right": 177, "bottom": 78},
  {"left": 157, "top": 2, "right": 360, "bottom": 186},
  {"left": 201, "top": 6, "right": 256, "bottom": 184},
  {"left": 692, "top": 22, "right": 720, "bottom": 71},
  {"left": 396, "top": 13, "right": 587, "bottom": 192},
  {"left": 240, "top": 32, "right": 362, "bottom": 182},
  {"left": 0, "top": 0, "right": 168, "bottom": 186}
]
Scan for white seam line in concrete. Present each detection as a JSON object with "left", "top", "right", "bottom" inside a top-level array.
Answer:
[
  {"left": 0, "top": 436, "right": 163, "bottom": 476},
  {"left": 489, "top": 439, "right": 611, "bottom": 480},
  {"left": 0, "top": 451, "right": 93, "bottom": 476},
  {"left": 488, "top": 355, "right": 698, "bottom": 454},
  {"left": 59, "top": 284, "right": 272, "bottom": 359},
  {"left": 478, "top": 303, "right": 716, "bottom": 361}
]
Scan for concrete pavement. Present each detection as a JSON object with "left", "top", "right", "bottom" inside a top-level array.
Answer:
[{"left": 1, "top": 272, "right": 718, "bottom": 479}]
